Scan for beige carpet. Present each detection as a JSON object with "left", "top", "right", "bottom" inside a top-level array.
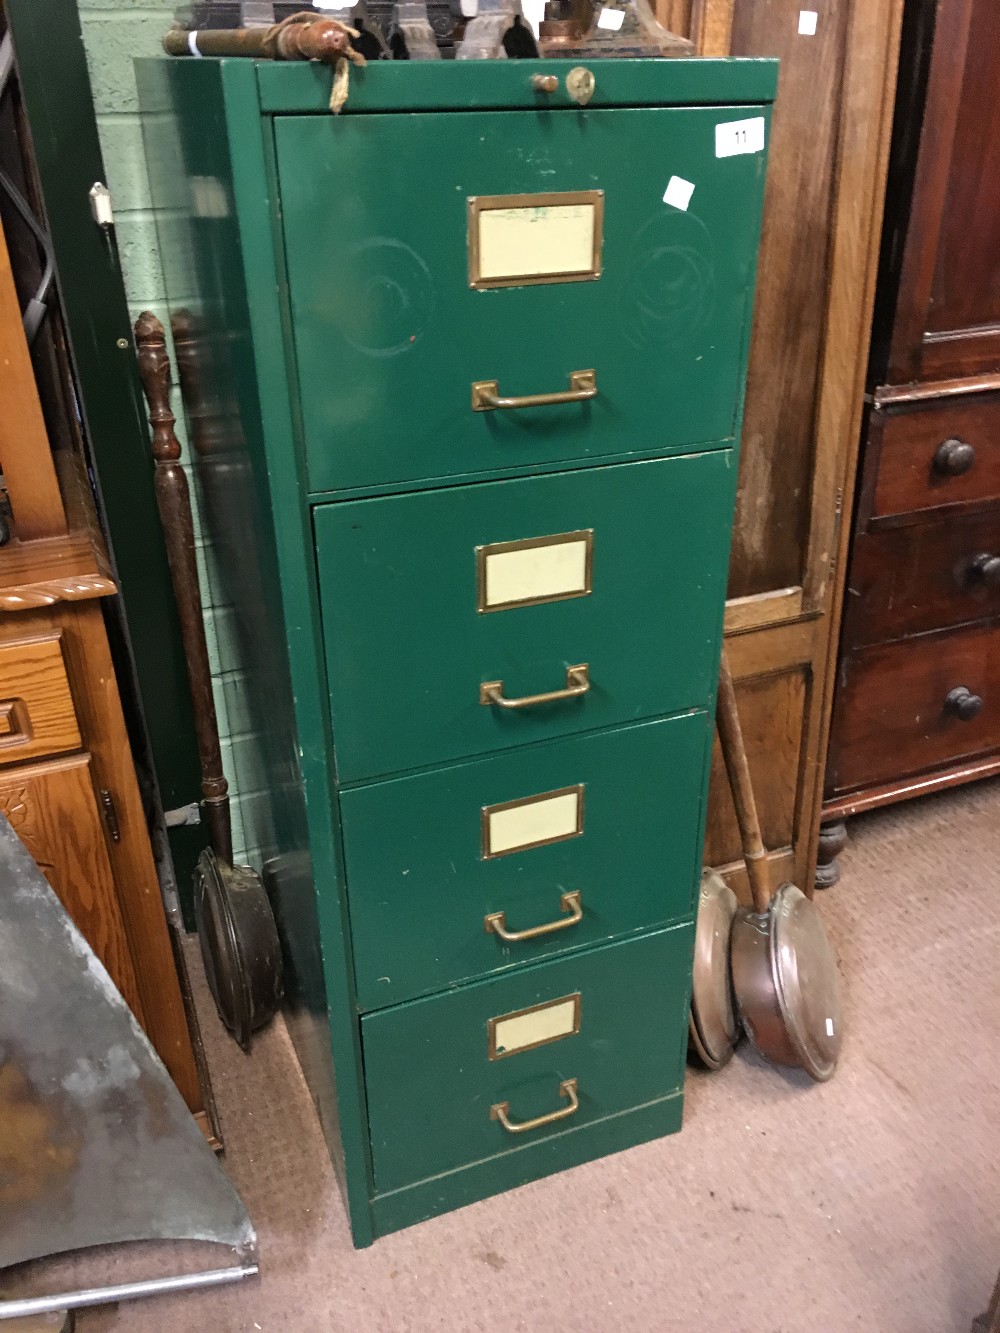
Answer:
[{"left": 19, "top": 780, "right": 1000, "bottom": 1331}]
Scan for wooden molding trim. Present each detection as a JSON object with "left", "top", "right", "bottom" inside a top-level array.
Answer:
[{"left": 0, "top": 573, "right": 118, "bottom": 611}]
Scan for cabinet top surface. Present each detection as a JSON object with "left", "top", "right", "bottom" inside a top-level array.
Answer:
[{"left": 241, "top": 57, "right": 778, "bottom": 115}]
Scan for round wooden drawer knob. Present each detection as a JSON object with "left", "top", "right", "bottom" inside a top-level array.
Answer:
[
  {"left": 934, "top": 438, "right": 975, "bottom": 476},
  {"left": 968, "top": 553, "right": 1000, "bottom": 589},
  {"left": 945, "top": 686, "right": 983, "bottom": 722}
]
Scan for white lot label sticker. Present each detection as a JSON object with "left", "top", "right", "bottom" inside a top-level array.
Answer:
[
  {"left": 826, "top": 1018, "right": 835, "bottom": 1036},
  {"left": 597, "top": 6, "right": 626, "bottom": 28},
  {"left": 715, "top": 116, "right": 766, "bottom": 159},
  {"left": 662, "top": 175, "right": 696, "bottom": 211},
  {"left": 798, "top": 9, "right": 818, "bottom": 34}
]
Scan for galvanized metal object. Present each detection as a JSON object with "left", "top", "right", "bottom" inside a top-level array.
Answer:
[{"left": 0, "top": 816, "right": 258, "bottom": 1318}]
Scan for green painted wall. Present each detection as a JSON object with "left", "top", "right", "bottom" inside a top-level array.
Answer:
[{"left": 78, "top": 0, "right": 254, "bottom": 864}]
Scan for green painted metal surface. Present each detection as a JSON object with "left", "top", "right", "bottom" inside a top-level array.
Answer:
[
  {"left": 276, "top": 105, "right": 768, "bottom": 494},
  {"left": 341, "top": 713, "right": 708, "bottom": 1010},
  {"left": 256, "top": 56, "right": 779, "bottom": 113},
  {"left": 362, "top": 925, "right": 692, "bottom": 1194},
  {"left": 315, "top": 452, "right": 735, "bottom": 780},
  {"left": 7, "top": 0, "right": 205, "bottom": 907},
  {"left": 371, "top": 1089, "right": 683, "bottom": 1236},
  {"left": 137, "top": 55, "right": 774, "bottom": 1246}
]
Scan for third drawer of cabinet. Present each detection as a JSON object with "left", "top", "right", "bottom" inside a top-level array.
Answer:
[
  {"left": 315, "top": 452, "right": 733, "bottom": 781},
  {"left": 828, "top": 620, "right": 1000, "bottom": 792},
  {"left": 341, "top": 712, "right": 708, "bottom": 1011}
]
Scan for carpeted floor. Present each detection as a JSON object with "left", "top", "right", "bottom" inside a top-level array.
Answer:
[{"left": 25, "top": 780, "right": 1000, "bottom": 1331}]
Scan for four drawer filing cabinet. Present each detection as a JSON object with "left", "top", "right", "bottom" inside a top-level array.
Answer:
[{"left": 138, "top": 56, "right": 775, "bottom": 1245}]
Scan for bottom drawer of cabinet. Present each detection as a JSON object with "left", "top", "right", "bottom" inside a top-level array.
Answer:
[
  {"left": 341, "top": 712, "right": 708, "bottom": 1011},
  {"left": 829, "top": 621, "right": 1000, "bottom": 793},
  {"left": 362, "top": 926, "right": 692, "bottom": 1196}
]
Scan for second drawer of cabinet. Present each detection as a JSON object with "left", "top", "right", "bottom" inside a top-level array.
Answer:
[
  {"left": 844, "top": 510, "right": 1000, "bottom": 645},
  {"left": 362, "top": 925, "right": 693, "bottom": 1196},
  {"left": 341, "top": 712, "right": 709, "bottom": 1011},
  {"left": 316, "top": 451, "right": 734, "bottom": 781}
]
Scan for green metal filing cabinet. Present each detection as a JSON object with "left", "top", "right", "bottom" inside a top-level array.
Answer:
[{"left": 138, "top": 55, "right": 775, "bottom": 1246}]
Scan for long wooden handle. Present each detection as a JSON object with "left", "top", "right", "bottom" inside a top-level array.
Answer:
[
  {"left": 134, "top": 311, "right": 233, "bottom": 867},
  {"left": 715, "top": 646, "right": 771, "bottom": 913}
]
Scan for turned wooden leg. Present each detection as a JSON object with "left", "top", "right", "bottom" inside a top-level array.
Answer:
[{"left": 815, "top": 819, "right": 848, "bottom": 890}]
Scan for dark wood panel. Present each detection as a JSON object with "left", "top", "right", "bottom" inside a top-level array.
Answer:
[
  {"left": 844, "top": 512, "right": 1000, "bottom": 644},
  {"left": 828, "top": 621, "right": 1000, "bottom": 793},
  {"left": 869, "top": 393, "right": 1000, "bottom": 524},
  {"left": 925, "top": 0, "right": 1000, "bottom": 340},
  {"left": 726, "top": 0, "right": 850, "bottom": 598},
  {"left": 704, "top": 668, "right": 805, "bottom": 867}
]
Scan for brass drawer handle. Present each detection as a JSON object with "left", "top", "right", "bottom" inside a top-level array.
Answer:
[
  {"left": 485, "top": 890, "right": 583, "bottom": 942},
  {"left": 480, "top": 664, "right": 590, "bottom": 710},
  {"left": 471, "top": 370, "right": 597, "bottom": 412},
  {"left": 490, "top": 1078, "right": 579, "bottom": 1134}
]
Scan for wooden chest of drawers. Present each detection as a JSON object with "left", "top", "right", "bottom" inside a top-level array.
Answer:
[
  {"left": 139, "top": 56, "right": 774, "bottom": 1244},
  {"left": 823, "top": 0, "right": 1000, "bottom": 855}
]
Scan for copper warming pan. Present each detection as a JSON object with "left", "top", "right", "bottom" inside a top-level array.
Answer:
[{"left": 715, "top": 648, "right": 843, "bottom": 1082}]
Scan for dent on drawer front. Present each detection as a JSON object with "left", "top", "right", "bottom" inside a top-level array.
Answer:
[
  {"left": 341, "top": 713, "right": 708, "bottom": 1010},
  {"left": 361, "top": 926, "right": 692, "bottom": 1195},
  {"left": 275, "top": 106, "right": 767, "bottom": 494},
  {"left": 0, "top": 636, "right": 80, "bottom": 767},
  {"left": 316, "top": 452, "right": 733, "bottom": 781},
  {"left": 829, "top": 621, "right": 1000, "bottom": 793}
]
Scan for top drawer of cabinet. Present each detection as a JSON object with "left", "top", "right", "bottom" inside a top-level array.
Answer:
[
  {"left": 274, "top": 106, "right": 768, "bottom": 495},
  {"left": 868, "top": 394, "right": 1000, "bottom": 527},
  {"left": 0, "top": 636, "right": 80, "bottom": 768}
]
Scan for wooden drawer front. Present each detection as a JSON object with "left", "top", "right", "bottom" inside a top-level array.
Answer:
[
  {"left": 0, "top": 636, "right": 80, "bottom": 767},
  {"left": 362, "top": 926, "right": 691, "bottom": 1195},
  {"left": 871, "top": 396, "right": 1000, "bottom": 525},
  {"left": 276, "top": 106, "right": 767, "bottom": 495},
  {"left": 829, "top": 622, "right": 1000, "bottom": 793},
  {"left": 342, "top": 713, "right": 707, "bottom": 1011},
  {"left": 845, "top": 512, "right": 1000, "bottom": 645},
  {"left": 317, "top": 452, "right": 732, "bottom": 781}
]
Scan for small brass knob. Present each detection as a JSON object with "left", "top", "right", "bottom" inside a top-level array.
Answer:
[
  {"left": 531, "top": 74, "right": 559, "bottom": 94},
  {"left": 945, "top": 686, "right": 983, "bottom": 722},
  {"left": 934, "top": 438, "right": 975, "bottom": 476},
  {"left": 566, "top": 66, "right": 595, "bottom": 106}
]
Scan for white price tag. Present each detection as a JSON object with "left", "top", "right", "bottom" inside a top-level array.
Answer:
[
  {"left": 715, "top": 116, "right": 766, "bottom": 159},
  {"left": 597, "top": 7, "right": 626, "bottom": 29},
  {"left": 798, "top": 10, "right": 818, "bottom": 34},
  {"left": 662, "top": 175, "right": 695, "bottom": 212}
]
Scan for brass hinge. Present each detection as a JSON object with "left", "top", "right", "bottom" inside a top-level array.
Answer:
[{"left": 99, "top": 789, "right": 122, "bottom": 843}]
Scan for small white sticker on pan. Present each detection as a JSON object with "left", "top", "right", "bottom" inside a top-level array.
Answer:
[
  {"left": 662, "top": 176, "right": 696, "bottom": 211},
  {"left": 715, "top": 116, "right": 766, "bottom": 159},
  {"left": 597, "top": 6, "right": 626, "bottom": 28},
  {"left": 798, "top": 10, "right": 818, "bottom": 34},
  {"left": 826, "top": 1018, "right": 835, "bottom": 1036}
]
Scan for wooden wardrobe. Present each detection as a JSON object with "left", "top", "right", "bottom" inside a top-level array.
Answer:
[
  {"left": 822, "top": 0, "right": 1000, "bottom": 871},
  {"left": 656, "top": 0, "right": 903, "bottom": 898},
  {"left": 0, "top": 200, "right": 211, "bottom": 1134}
]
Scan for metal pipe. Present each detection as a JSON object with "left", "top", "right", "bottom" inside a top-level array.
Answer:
[{"left": 0, "top": 1263, "right": 259, "bottom": 1321}]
